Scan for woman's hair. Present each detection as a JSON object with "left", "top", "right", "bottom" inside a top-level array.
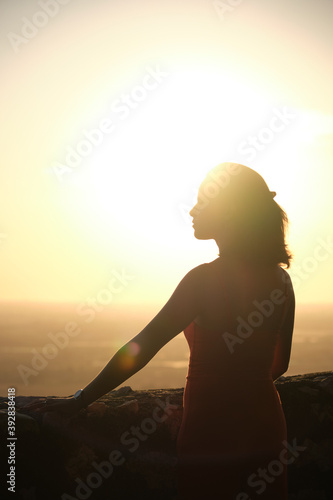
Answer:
[{"left": 205, "top": 163, "right": 292, "bottom": 268}]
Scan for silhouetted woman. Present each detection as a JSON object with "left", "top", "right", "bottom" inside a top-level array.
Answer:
[{"left": 27, "top": 163, "right": 295, "bottom": 499}]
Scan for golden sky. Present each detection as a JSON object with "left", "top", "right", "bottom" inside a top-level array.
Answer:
[{"left": 1, "top": 0, "right": 333, "bottom": 305}]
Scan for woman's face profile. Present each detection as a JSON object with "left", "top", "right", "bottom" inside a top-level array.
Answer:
[{"left": 189, "top": 181, "right": 227, "bottom": 241}]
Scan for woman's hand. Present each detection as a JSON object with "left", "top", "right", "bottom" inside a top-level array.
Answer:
[{"left": 22, "top": 397, "right": 83, "bottom": 417}]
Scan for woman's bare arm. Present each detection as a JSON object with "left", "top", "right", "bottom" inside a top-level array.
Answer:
[
  {"left": 271, "top": 277, "right": 296, "bottom": 381},
  {"left": 81, "top": 264, "right": 206, "bottom": 406}
]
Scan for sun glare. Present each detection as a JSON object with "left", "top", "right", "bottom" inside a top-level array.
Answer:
[
  {"left": 40, "top": 65, "right": 333, "bottom": 303},
  {"left": 63, "top": 68, "right": 293, "bottom": 250}
]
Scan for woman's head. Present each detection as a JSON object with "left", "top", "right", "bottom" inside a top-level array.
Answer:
[{"left": 190, "top": 162, "right": 292, "bottom": 268}]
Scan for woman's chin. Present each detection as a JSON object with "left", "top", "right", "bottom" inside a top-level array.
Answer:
[{"left": 193, "top": 228, "right": 212, "bottom": 240}]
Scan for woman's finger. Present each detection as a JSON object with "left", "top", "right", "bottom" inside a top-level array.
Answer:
[
  {"left": 35, "top": 400, "right": 57, "bottom": 411},
  {"left": 23, "top": 399, "right": 57, "bottom": 412},
  {"left": 37, "top": 401, "right": 67, "bottom": 414},
  {"left": 22, "top": 400, "right": 47, "bottom": 410}
]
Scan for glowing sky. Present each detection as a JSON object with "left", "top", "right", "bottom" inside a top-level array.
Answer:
[{"left": 1, "top": 0, "right": 333, "bottom": 305}]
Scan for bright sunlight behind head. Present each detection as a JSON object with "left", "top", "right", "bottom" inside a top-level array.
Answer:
[
  {"left": 2, "top": 0, "right": 333, "bottom": 304},
  {"left": 60, "top": 67, "right": 303, "bottom": 264}
]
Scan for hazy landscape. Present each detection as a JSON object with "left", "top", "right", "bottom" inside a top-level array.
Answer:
[{"left": 1, "top": 301, "right": 332, "bottom": 397}]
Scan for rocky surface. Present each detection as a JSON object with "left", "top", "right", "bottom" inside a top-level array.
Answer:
[{"left": 1, "top": 372, "right": 333, "bottom": 499}]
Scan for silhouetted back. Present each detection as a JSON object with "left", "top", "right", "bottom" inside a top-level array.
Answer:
[{"left": 176, "top": 260, "right": 293, "bottom": 499}]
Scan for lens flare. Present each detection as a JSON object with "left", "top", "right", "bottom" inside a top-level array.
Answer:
[{"left": 119, "top": 341, "right": 141, "bottom": 370}]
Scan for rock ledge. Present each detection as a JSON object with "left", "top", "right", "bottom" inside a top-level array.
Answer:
[{"left": 1, "top": 372, "right": 333, "bottom": 499}]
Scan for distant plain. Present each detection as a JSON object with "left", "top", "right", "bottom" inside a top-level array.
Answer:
[{"left": 1, "top": 302, "right": 332, "bottom": 396}]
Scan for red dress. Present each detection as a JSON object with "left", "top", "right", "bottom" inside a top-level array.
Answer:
[{"left": 176, "top": 272, "right": 291, "bottom": 500}]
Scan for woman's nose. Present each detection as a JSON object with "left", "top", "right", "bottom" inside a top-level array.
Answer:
[
  {"left": 189, "top": 204, "right": 201, "bottom": 218},
  {"left": 189, "top": 205, "right": 197, "bottom": 217}
]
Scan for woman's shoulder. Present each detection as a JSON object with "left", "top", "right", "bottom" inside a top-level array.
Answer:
[
  {"left": 278, "top": 266, "right": 294, "bottom": 290},
  {"left": 188, "top": 259, "right": 221, "bottom": 277},
  {"left": 181, "top": 261, "right": 219, "bottom": 290},
  {"left": 186, "top": 262, "right": 211, "bottom": 279},
  {"left": 278, "top": 267, "right": 295, "bottom": 305},
  {"left": 187, "top": 259, "right": 294, "bottom": 288}
]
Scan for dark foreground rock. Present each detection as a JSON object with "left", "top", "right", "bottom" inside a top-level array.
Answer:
[{"left": 1, "top": 372, "right": 333, "bottom": 500}]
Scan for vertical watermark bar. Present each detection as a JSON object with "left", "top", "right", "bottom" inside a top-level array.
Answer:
[{"left": 7, "top": 387, "right": 17, "bottom": 493}]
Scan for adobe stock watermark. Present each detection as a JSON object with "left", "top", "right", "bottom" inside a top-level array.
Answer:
[
  {"left": 52, "top": 65, "right": 169, "bottom": 182},
  {"left": 222, "top": 235, "right": 333, "bottom": 354},
  {"left": 61, "top": 396, "right": 178, "bottom": 500},
  {"left": 222, "top": 287, "right": 287, "bottom": 354},
  {"left": 7, "top": 0, "right": 72, "bottom": 53},
  {"left": 17, "top": 269, "right": 134, "bottom": 386},
  {"left": 75, "top": 268, "right": 135, "bottom": 323},
  {"left": 238, "top": 107, "right": 297, "bottom": 162},
  {"left": 213, "top": 0, "right": 244, "bottom": 21},
  {"left": 235, "top": 438, "right": 306, "bottom": 499},
  {"left": 288, "top": 236, "right": 333, "bottom": 290},
  {"left": 179, "top": 162, "right": 242, "bottom": 224}
]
